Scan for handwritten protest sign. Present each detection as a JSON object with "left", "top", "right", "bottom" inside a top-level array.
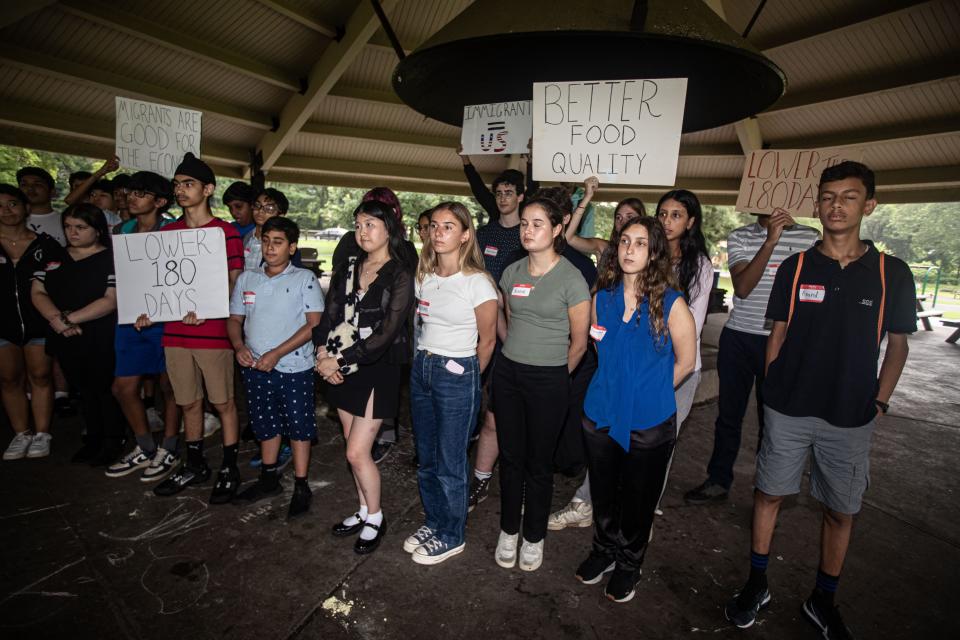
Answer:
[
  {"left": 113, "top": 227, "right": 228, "bottom": 323},
  {"left": 461, "top": 101, "right": 532, "bottom": 155},
  {"left": 532, "top": 79, "right": 687, "bottom": 185},
  {"left": 736, "top": 147, "right": 864, "bottom": 216},
  {"left": 115, "top": 97, "right": 202, "bottom": 178}
]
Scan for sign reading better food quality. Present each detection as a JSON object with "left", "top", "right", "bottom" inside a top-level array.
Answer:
[
  {"left": 532, "top": 79, "right": 687, "bottom": 185},
  {"left": 735, "top": 147, "right": 864, "bottom": 216},
  {"left": 113, "top": 227, "right": 228, "bottom": 324},
  {"left": 115, "top": 96, "right": 202, "bottom": 178},
  {"left": 461, "top": 101, "right": 532, "bottom": 155}
]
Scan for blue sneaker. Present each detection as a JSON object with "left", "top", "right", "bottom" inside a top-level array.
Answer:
[
  {"left": 277, "top": 444, "right": 292, "bottom": 471},
  {"left": 249, "top": 451, "right": 263, "bottom": 468},
  {"left": 725, "top": 588, "right": 772, "bottom": 629}
]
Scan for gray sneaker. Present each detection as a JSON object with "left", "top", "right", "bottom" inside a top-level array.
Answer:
[
  {"left": 105, "top": 446, "right": 153, "bottom": 477},
  {"left": 141, "top": 448, "right": 177, "bottom": 482},
  {"left": 683, "top": 480, "right": 729, "bottom": 505}
]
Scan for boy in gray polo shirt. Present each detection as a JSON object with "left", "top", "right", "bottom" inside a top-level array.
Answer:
[{"left": 227, "top": 217, "right": 323, "bottom": 518}]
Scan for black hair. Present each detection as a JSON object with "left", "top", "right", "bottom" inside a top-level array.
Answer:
[
  {"left": 257, "top": 187, "right": 289, "bottom": 214},
  {"left": 492, "top": 169, "right": 525, "bottom": 197},
  {"left": 0, "top": 183, "right": 29, "bottom": 206},
  {"left": 111, "top": 174, "right": 131, "bottom": 190},
  {"left": 820, "top": 161, "right": 875, "bottom": 199},
  {"left": 522, "top": 196, "right": 566, "bottom": 253},
  {"left": 91, "top": 179, "right": 113, "bottom": 193},
  {"left": 62, "top": 203, "right": 112, "bottom": 250},
  {"left": 16, "top": 167, "right": 55, "bottom": 191},
  {"left": 418, "top": 209, "right": 432, "bottom": 223},
  {"left": 262, "top": 216, "right": 299, "bottom": 244},
  {"left": 69, "top": 171, "right": 92, "bottom": 185},
  {"left": 223, "top": 181, "right": 256, "bottom": 204},
  {"left": 530, "top": 186, "right": 573, "bottom": 216},
  {"left": 657, "top": 189, "right": 710, "bottom": 302},
  {"left": 353, "top": 200, "right": 411, "bottom": 268}
]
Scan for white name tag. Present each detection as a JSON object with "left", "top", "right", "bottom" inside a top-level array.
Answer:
[
  {"left": 444, "top": 359, "right": 465, "bottom": 375},
  {"left": 359, "top": 327, "right": 373, "bottom": 339},
  {"left": 484, "top": 245, "right": 499, "bottom": 257},
  {"left": 242, "top": 291, "right": 256, "bottom": 305},
  {"left": 765, "top": 261, "right": 781, "bottom": 277},
  {"left": 589, "top": 324, "right": 607, "bottom": 341},
  {"left": 511, "top": 284, "right": 532, "bottom": 297},
  {"left": 799, "top": 284, "right": 825, "bottom": 302},
  {"left": 416, "top": 298, "right": 430, "bottom": 316}
]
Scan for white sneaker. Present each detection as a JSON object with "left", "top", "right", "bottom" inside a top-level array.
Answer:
[
  {"left": 495, "top": 531, "right": 519, "bottom": 568},
  {"left": 3, "top": 432, "right": 34, "bottom": 460},
  {"left": 203, "top": 412, "right": 221, "bottom": 438},
  {"left": 141, "top": 448, "right": 177, "bottom": 483},
  {"left": 518, "top": 538, "right": 544, "bottom": 572},
  {"left": 146, "top": 407, "right": 164, "bottom": 432},
  {"left": 105, "top": 446, "right": 152, "bottom": 477},
  {"left": 26, "top": 432, "right": 52, "bottom": 458},
  {"left": 547, "top": 500, "right": 593, "bottom": 530}
]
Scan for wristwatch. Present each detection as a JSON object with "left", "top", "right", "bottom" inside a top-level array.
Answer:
[{"left": 875, "top": 399, "right": 889, "bottom": 414}]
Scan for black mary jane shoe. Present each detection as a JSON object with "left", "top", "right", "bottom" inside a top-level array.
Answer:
[
  {"left": 332, "top": 513, "right": 365, "bottom": 537},
  {"left": 354, "top": 518, "right": 387, "bottom": 555}
]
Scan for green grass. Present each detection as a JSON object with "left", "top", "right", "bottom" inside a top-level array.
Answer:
[{"left": 295, "top": 238, "right": 339, "bottom": 269}]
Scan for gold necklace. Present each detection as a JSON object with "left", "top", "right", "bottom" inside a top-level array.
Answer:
[{"left": 0, "top": 232, "right": 30, "bottom": 246}]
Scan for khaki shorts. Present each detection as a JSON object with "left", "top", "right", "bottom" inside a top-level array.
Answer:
[{"left": 164, "top": 347, "right": 235, "bottom": 406}]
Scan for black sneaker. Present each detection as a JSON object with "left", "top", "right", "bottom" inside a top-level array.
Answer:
[
  {"left": 468, "top": 476, "right": 491, "bottom": 512},
  {"left": 55, "top": 395, "right": 75, "bottom": 417},
  {"left": 605, "top": 566, "right": 641, "bottom": 603},
  {"left": 803, "top": 594, "right": 854, "bottom": 639},
  {"left": 234, "top": 478, "right": 283, "bottom": 504},
  {"left": 209, "top": 466, "right": 240, "bottom": 504},
  {"left": 724, "top": 587, "right": 772, "bottom": 629},
  {"left": 575, "top": 552, "right": 616, "bottom": 585},
  {"left": 683, "top": 479, "right": 729, "bottom": 505},
  {"left": 288, "top": 482, "right": 312, "bottom": 519},
  {"left": 154, "top": 463, "right": 211, "bottom": 496},
  {"left": 371, "top": 441, "right": 393, "bottom": 464}
]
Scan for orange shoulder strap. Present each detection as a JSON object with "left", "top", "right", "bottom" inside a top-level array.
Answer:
[
  {"left": 877, "top": 252, "right": 886, "bottom": 347},
  {"left": 786, "top": 252, "right": 805, "bottom": 331}
]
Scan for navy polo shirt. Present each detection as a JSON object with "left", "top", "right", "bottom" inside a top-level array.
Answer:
[{"left": 763, "top": 241, "right": 916, "bottom": 428}]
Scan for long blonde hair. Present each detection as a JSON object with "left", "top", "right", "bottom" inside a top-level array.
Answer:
[{"left": 416, "top": 202, "right": 490, "bottom": 284}]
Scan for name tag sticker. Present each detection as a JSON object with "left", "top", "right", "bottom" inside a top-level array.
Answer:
[
  {"left": 511, "top": 284, "right": 532, "bottom": 297},
  {"left": 444, "top": 360, "right": 465, "bottom": 375},
  {"left": 416, "top": 298, "right": 430, "bottom": 316},
  {"left": 484, "top": 245, "right": 499, "bottom": 257},
  {"left": 359, "top": 327, "right": 373, "bottom": 339},
  {"left": 242, "top": 291, "right": 256, "bottom": 305},
  {"left": 766, "top": 262, "right": 781, "bottom": 276},
  {"left": 799, "top": 284, "right": 825, "bottom": 302},
  {"left": 0, "top": 256, "right": 6, "bottom": 264},
  {"left": 589, "top": 324, "right": 607, "bottom": 341}
]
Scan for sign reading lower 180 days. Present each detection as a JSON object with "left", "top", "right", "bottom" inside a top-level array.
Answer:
[
  {"left": 461, "top": 101, "right": 532, "bottom": 155},
  {"left": 532, "top": 79, "right": 687, "bottom": 185},
  {"left": 113, "top": 227, "right": 228, "bottom": 324},
  {"left": 115, "top": 96, "right": 202, "bottom": 178}
]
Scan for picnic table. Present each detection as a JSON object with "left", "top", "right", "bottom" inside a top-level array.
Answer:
[
  {"left": 942, "top": 319, "right": 960, "bottom": 344},
  {"left": 915, "top": 294, "right": 944, "bottom": 331},
  {"left": 300, "top": 248, "right": 325, "bottom": 278}
]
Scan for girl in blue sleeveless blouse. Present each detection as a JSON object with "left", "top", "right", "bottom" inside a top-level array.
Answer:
[{"left": 576, "top": 216, "right": 697, "bottom": 603}]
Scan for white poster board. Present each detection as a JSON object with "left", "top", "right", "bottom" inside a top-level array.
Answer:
[
  {"left": 461, "top": 101, "right": 532, "bottom": 154},
  {"left": 736, "top": 147, "right": 864, "bottom": 216},
  {"left": 113, "top": 227, "right": 228, "bottom": 323},
  {"left": 532, "top": 78, "right": 687, "bottom": 185},
  {"left": 115, "top": 96, "right": 202, "bottom": 178}
]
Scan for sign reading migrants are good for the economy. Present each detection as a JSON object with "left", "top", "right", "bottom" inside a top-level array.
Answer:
[
  {"left": 736, "top": 147, "right": 865, "bottom": 216},
  {"left": 532, "top": 79, "right": 687, "bottom": 186},
  {"left": 461, "top": 101, "right": 533, "bottom": 155},
  {"left": 115, "top": 96, "right": 202, "bottom": 178},
  {"left": 113, "top": 227, "right": 228, "bottom": 324}
]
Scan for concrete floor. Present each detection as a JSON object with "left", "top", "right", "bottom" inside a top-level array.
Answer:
[{"left": 1, "top": 319, "right": 958, "bottom": 640}]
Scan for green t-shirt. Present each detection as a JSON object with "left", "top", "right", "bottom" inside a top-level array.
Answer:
[{"left": 500, "top": 257, "right": 590, "bottom": 367}]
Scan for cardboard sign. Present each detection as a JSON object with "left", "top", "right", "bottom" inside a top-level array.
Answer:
[
  {"left": 736, "top": 147, "right": 864, "bottom": 216},
  {"left": 115, "top": 96, "right": 202, "bottom": 178},
  {"left": 461, "top": 101, "right": 532, "bottom": 155},
  {"left": 113, "top": 227, "right": 228, "bottom": 323},
  {"left": 532, "top": 79, "right": 687, "bottom": 185}
]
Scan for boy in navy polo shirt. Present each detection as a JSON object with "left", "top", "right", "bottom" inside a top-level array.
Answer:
[
  {"left": 227, "top": 217, "right": 323, "bottom": 518},
  {"left": 724, "top": 162, "right": 916, "bottom": 638}
]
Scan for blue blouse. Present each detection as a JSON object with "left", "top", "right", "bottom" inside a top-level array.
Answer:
[{"left": 583, "top": 283, "right": 681, "bottom": 451}]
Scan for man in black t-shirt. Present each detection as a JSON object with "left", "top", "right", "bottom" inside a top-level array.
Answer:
[{"left": 724, "top": 162, "right": 916, "bottom": 639}]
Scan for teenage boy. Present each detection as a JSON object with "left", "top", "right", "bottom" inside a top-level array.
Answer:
[
  {"left": 724, "top": 161, "right": 915, "bottom": 638},
  {"left": 68, "top": 171, "right": 92, "bottom": 192},
  {"left": 223, "top": 181, "right": 256, "bottom": 238},
  {"left": 244, "top": 188, "right": 290, "bottom": 271},
  {"left": 65, "top": 156, "right": 122, "bottom": 227},
  {"left": 18, "top": 167, "right": 64, "bottom": 246},
  {"left": 140, "top": 152, "right": 244, "bottom": 503},
  {"left": 111, "top": 174, "right": 132, "bottom": 225},
  {"left": 458, "top": 143, "right": 538, "bottom": 225},
  {"left": 227, "top": 217, "right": 323, "bottom": 517},
  {"left": 684, "top": 207, "right": 819, "bottom": 504},
  {"left": 106, "top": 171, "right": 181, "bottom": 482}
]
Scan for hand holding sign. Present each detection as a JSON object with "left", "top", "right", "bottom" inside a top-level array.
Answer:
[{"left": 764, "top": 208, "right": 796, "bottom": 245}]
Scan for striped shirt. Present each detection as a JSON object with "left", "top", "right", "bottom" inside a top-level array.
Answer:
[{"left": 725, "top": 222, "right": 820, "bottom": 335}]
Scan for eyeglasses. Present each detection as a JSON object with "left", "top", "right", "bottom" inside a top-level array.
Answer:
[
  {"left": 0, "top": 200, "right": 24, "bottom": 210},
  {"left": 494, "top": 191, "right": 516, "bottom": 200},
  {"left": 253, "top": 203, "right": 278, "bottom": 213},
  {"left": 130, "top": 190, "right": 156, "bottom": 199}
]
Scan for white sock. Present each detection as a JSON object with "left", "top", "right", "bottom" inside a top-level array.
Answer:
[
  {"left": 360, "top": 510, "right": 383, "bottom": 541},
  {"left": 342, "top": 504, "right": 369, "bottom": 527},
  {"left": 474, "top": 469, "right": 492, "bottom": 481}
]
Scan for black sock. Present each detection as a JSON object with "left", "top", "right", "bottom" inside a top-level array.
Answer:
[
  {"left": 260, "top": 461, "right": 279, "bottom": 489},
  {"left": 813, "top": 569, "right": 839, "bottom": 606},
  {"left": 295, "top": 475, "right": 308, "bottom": 487},
  {"left": 143, "top": 395, "right": 155, "bottom": 410},
  {"left": 737, "top": 551, "right": 769, "bottom": 608},
  {"left": 186, "top": 439, "right": 204, "bottom": 469},
  {"left": 221, "top": 443, "right": 239, "bottom": 469}
]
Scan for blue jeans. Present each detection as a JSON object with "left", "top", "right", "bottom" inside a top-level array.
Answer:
[{"left": 410, "top": 350, "right": 481, "bottom": 546}]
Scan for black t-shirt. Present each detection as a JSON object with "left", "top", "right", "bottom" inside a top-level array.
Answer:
[
  {"left": 34, "top": 248, "right": 117, "bottom": 358},
  {"left": 475, "top": 220, "right": 522, "bottom": 285},
  {"left": 763, "top": 241, "right": 916, "bottom": 427}
]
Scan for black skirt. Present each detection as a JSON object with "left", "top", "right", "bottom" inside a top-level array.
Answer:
[{"left": 326, "top": 357, "right": 401, "bottom": 419}]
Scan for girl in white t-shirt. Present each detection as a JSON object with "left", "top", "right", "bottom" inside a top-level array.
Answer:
[{"left": 405, "top": 202, "right": 498, "bottom": 565}]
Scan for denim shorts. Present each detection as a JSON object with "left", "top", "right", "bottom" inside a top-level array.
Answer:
[
  {"left": 756, "top": 405, "right": 875, "bottom": 514},
  {"left": 0, "top": 337, "right": 45, "bottom": 348}
]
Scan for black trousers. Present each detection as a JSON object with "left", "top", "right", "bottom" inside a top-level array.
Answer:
[
  {"left": 58, "top": 351, "right": 124, "bottom": 447},
  {"left": 554, "top": 347, "right": 597, "bottom": 475},
  {"left": 706, "top": 327, "right": 767, "bottom": 490},
  {"left": 493, "top": 356, "right": 569, "bottom": 543},
  {"left": 584, "top": 419, "right": 675, "bottom": 571}
]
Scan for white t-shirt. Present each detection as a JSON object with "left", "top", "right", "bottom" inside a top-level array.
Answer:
[
  {"left": 415, "top": 270, "right": 498, "bottom": 357},
  {"left": 243, "top": 230, "right": 262, "bottom": 271},
  {"left": 27, "top": 211, "right": 65, "bottom": 246}
]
